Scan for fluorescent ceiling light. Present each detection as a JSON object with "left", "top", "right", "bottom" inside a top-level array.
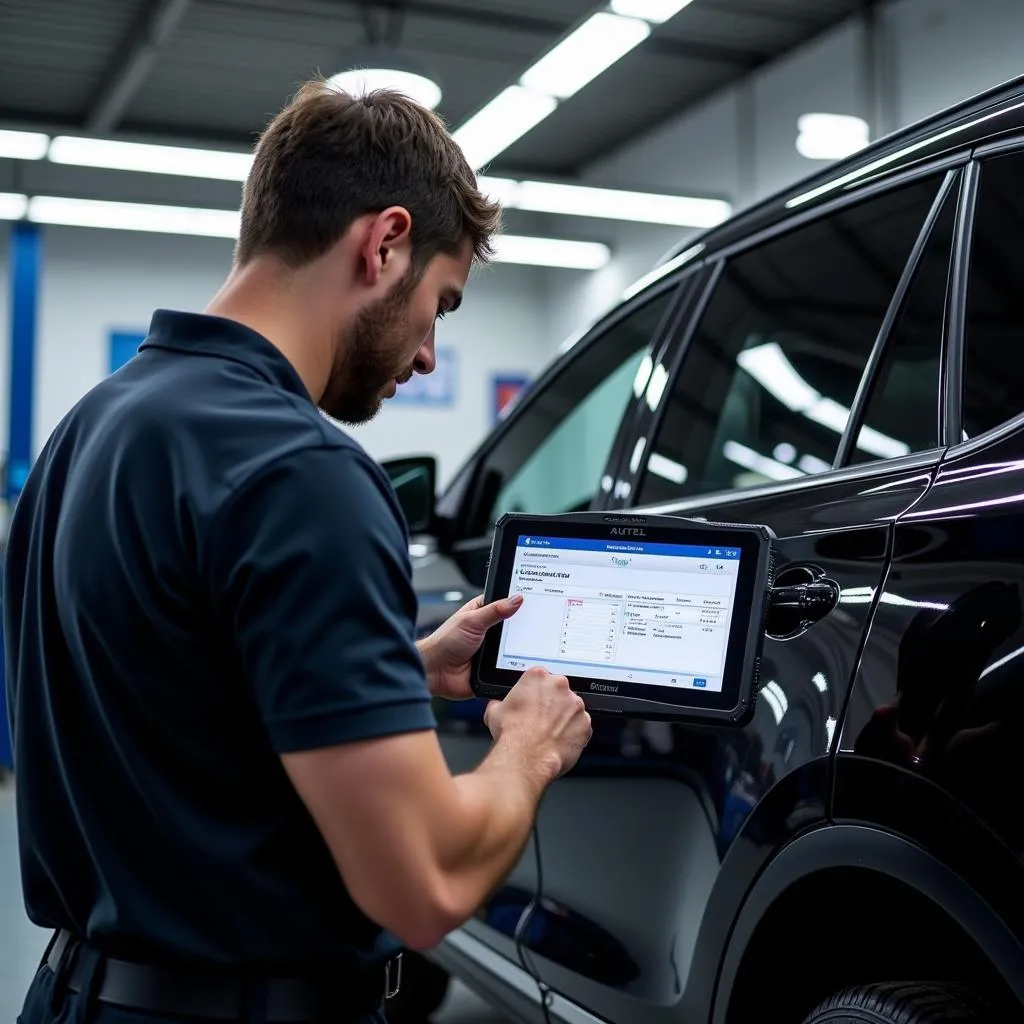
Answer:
[
  {"left": 452, "top": 86, "right": 557, "bottom": 170},
  {"left": 737, "top": 343, "right": 819, "bottom": 411},
  {"left": 479, "top": 176, "right": 731, "bottom": 228},
  {"left": 493, "top": 234, "right": 611, "bottom": 270},
  {"left": 609, "top": 0, "right": 696, "bottom": 23},
  {"left": 517, "top": 180, "right": 729, "bottom": 227},
  {"left": 796, "top": 113, "right": 869, "bottom": 161},
  {"left": 647, "top": 452, "right": 688, "bottom": 484},
  {"left": 0, "top": 192, "right": 28, "bottom": 219},
  {"left": 27, "top": 196, "right": 241, "bottom": 238},
  {"left": 48, "top": 136, "right": 253, "bottom": 181},
  {"left": 328, "top": 68, "right": 442, "bottom": 110},
  {"left": 0, "top": 129, "right": 49, "bottom": 160},
  {"left": 723, "top": 440, "right": 803, "bottom": 482},
  {"left": 737, "top": 342, "right": 910, "bottom": 461},
  {"left": 520, "top": 12, "right": 650, "bottom": 101},
  {"left": 20, "top": 194, "right": 608, "bottom": 270}
]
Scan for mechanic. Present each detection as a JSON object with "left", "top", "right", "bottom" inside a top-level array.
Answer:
[{"left": 5, "top": 79, "right": 593, "bottom": 1024}]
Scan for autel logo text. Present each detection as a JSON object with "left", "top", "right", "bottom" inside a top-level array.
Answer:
[{"left": 609, "top": 527, "right": 646, "bottom": 537}]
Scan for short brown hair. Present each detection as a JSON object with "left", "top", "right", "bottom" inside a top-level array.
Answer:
[{"left": 236, "top": 79, "right": 501, "bottom": 270}]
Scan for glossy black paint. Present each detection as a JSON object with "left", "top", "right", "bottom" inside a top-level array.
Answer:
[
  {"left": 837, "top": 429, "right": 1024, "bottom": 926},
  {"left": 409, "top": 79, "right": 1024, "bottom": 1024},
  {"left": 520, "top": 462, "right": 935, "bottom": 1023}
]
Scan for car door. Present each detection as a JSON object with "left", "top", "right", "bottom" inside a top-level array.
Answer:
[
  {"left": 426, "top": 278, "right": 688, "bottom": 983},
  {"left": 837, "top": 147, "right": 1024, "bottom": 922},
  {"left": 522, "top": 162, "right": 964, "bottom": 1024}
]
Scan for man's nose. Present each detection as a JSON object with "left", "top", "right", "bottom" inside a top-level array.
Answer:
[{"left": 414, "top": 329, "right": 436, "bottom": 375}]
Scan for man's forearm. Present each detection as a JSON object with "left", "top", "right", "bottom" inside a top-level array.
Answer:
[{"left": 434, "top": 737, "right": 554, "bottom": 924}]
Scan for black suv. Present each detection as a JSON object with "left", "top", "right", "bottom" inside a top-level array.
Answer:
[{"left": 386, "top": 77, "right": 1024, "bottom": 1024}]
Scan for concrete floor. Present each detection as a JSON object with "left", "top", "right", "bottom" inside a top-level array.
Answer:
[{"left": 0, "top": 781, "right": 509, "bottom": 1023}]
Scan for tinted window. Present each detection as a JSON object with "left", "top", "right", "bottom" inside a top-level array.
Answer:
[
  {"left": 849, "top": 182, "right": 957, "bottom": 464},
  {"left": 636, "top": 175, "right": 943, "bottom": 506},
  {"left": 473, "top": 290, "right": 674, "bottom": 532},
  {"left": 964, "top": 151, "right": 1024, "bottom": 439}
]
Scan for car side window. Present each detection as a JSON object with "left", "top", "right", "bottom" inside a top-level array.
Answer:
[
  {"left": 963, "top": 150, "right": 1024, "bottom": 440},
  {"left": 847, "top": 182, "right": 958, "bottom": 464},
  {"left": 635, "top": 174, "right": 944, "bottom": 506},
  {"left": 475, "top": 290, "right": 675, "bottom": 530}
]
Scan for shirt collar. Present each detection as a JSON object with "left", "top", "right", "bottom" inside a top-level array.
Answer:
[{"left": 140, "top": 309, "right": 314, "bottom": 403}]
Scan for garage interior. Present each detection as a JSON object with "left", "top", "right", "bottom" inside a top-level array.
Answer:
[{"left": 2, "top": 0, "right": 1024, "bottom": 1022}]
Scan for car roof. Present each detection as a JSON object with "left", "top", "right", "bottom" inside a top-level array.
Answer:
[{"left": 662, "top": 73, "right": 1024, "bottom": 267}]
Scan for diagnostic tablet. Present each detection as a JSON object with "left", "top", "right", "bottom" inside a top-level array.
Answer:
[{"left": 473, "top": 512, "right": 775, "bottom": 726}]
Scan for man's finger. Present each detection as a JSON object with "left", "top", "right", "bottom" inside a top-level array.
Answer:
[{"left": 465, "top": 594, "right": 523, "bottom": 630}]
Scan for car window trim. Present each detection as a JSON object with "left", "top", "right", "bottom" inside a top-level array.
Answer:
[
  {"left": 630, "top": 446, "right": 945, "bottom": 518},
  {"left": 834, "top": 168, "right": 962, "bottom": 469},
  {"left": 972, "top": 132, "right": 1024, "bottom": 159},
  {"left": 712, "top": 151, "right": 969, "bottom": 266},
  {"left": 596, "top": 267, "right": 707, "bottom": 509},
  {"left": 452, "top": 266, "right": 694, "bottom": 536},
  {"left": 627, "top": 162, "right": 958, "bottom": 508},
  {"left": 943, "top": 158, "right": 980, "bottom": 447},
  {"left": 610, "top": 260, "right": 726, "bottom": 507}
]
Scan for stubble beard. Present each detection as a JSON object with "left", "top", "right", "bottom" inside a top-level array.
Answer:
[{"left": 321, "top": 270, "right": 419, "bottom": 425}]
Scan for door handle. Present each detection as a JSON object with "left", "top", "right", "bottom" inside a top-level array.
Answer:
[{"left": 767, "top": 566, "right": 840, "bottom": 640}]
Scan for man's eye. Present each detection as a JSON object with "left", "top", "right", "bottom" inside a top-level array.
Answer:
[{"left": 436, "top": 308, "right": 448, "bottom": 320}]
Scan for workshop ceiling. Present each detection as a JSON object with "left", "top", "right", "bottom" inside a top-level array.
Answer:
[{"left": 0, "top": 0, "right": 867, "bottom": 178}]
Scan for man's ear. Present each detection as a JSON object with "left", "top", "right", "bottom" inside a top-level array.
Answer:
[{"left": 361, "top": 206, "right": 413, "bottom": 287}]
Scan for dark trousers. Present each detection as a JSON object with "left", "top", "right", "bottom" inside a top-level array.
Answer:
[{"left": 17, "top": 953, "right": 388, "bottom": 1024}]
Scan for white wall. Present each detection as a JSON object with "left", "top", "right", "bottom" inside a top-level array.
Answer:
[{"left": 35, "top": 227, "right": 553, "bottom": 488}]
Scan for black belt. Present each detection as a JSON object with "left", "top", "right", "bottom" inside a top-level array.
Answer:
[{"left": 45, "top": 930, "right": 402, "bottom": 1022}]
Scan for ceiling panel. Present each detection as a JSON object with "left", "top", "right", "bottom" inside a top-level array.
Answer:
[{"left": 0, "top": 0, "right": 868, "bottom": 173}]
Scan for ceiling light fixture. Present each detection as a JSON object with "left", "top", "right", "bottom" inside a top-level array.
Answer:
[
  {"left": 328, "top": 49, "right": 443, "bottom": 110},
  {"left": 49, "top": 136, "right": 253, "bottom": 181},
  {"left": 0, "top": 129, "right": 49, "bottom": 160},
  {"left": 0, "top": 192, "right": 29, "bottom": 219},
  {"left": 492, "top": 234, "right": 611, "bottom": 270},
  {"left": 480, "top": 176, "right": 731, "bottom": 227},
  {"left": 19, "top": 194, "right": 609, "bottom": 269},
  {"left": 452, "top": 86, "right": 557, "bottom": 170},
  {"left": 27, "top": 196, "right": 241, "bottom": 237},
  {"left": 520, "top": 12, "right": 650, "bottom": 101},
  {"left": 453, "top": 1, "right": 699, "bottom": 171},
  {"left": 609, "top": 0, "right": 696, "bottom": 23},
  {"left": 796, "top": 113, "right": 870, "bottom": 161}
]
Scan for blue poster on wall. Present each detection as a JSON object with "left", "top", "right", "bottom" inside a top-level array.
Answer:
[
  {"left": 109, "top": 330, "right": 147, "bottom": 374},
  {"left": 392, "top": 347, "right": 456, "bottom": 406}
]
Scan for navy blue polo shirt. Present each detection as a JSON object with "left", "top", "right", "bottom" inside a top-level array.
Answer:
[{"left": 3, "top": 310, "right": 437, "bottom": 973}]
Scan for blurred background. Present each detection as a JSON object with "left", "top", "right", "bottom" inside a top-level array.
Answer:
[
  {"left": 1, "top": 0, "right": 1023, "bottom": 1019},
  {"left": 0, "top": 0, "right": 1021, "bottom": 494}
]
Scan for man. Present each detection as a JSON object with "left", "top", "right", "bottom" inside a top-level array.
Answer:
[{"left": 5, "top": 80, "right": 592, "bottom": 1024}]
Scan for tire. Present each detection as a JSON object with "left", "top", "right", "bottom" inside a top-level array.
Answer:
[
  {"left": 801, "top": 981, "right": 1006, "bottom": 1024},
  {"left": 383, "top": 951, "right": 451, "bottom": 1023}
]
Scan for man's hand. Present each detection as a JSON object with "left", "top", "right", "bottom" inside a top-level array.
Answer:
[{"left": 419, "top": 594, "right": 524, "bottom": 700}]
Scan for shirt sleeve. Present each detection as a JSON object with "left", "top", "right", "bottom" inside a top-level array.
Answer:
[{"left": 207, "top": 444, "right": 436, "bottom": 753}]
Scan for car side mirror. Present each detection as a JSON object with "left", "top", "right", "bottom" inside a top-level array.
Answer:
[
  {"left": 381, "top": 455, "right": 437, "bottom": 535},
  {"left": 452, "top": 536, "right": 493, "bottom": 589}
]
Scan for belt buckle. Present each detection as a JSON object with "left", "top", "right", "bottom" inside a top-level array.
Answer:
[{"left": 384, "top": 953, "right": 402, "bottom": 1000}]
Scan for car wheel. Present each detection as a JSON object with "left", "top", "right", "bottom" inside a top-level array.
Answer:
[
  {"left": 383, "top": 951, "right": 451, "bottom": 1023},
  {"left": 801, "top": 981, "right": 1003, "bottom": 1023}
]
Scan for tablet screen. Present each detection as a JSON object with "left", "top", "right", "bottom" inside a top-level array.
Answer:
[{"left": 495, "top": 534, "right": 742, "bottom": 693}]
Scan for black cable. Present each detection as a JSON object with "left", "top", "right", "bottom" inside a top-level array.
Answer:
[{"left": 513, "top": 823, "right": 554, "bottom": 1024}]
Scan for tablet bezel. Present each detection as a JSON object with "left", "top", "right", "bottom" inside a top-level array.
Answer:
[{"left": 472, "top": 512, "right": 774, "bottom": 726}]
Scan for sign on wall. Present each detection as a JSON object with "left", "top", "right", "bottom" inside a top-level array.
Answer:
[
  {"left": 109, "top": 330, "right": 147, "bottom": 374},
  {"left": 392, "top": 347, "right": 457, "bottom": 406},
  {"left": 493, "top": 374, "right": 531, "bottom": 423}
]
